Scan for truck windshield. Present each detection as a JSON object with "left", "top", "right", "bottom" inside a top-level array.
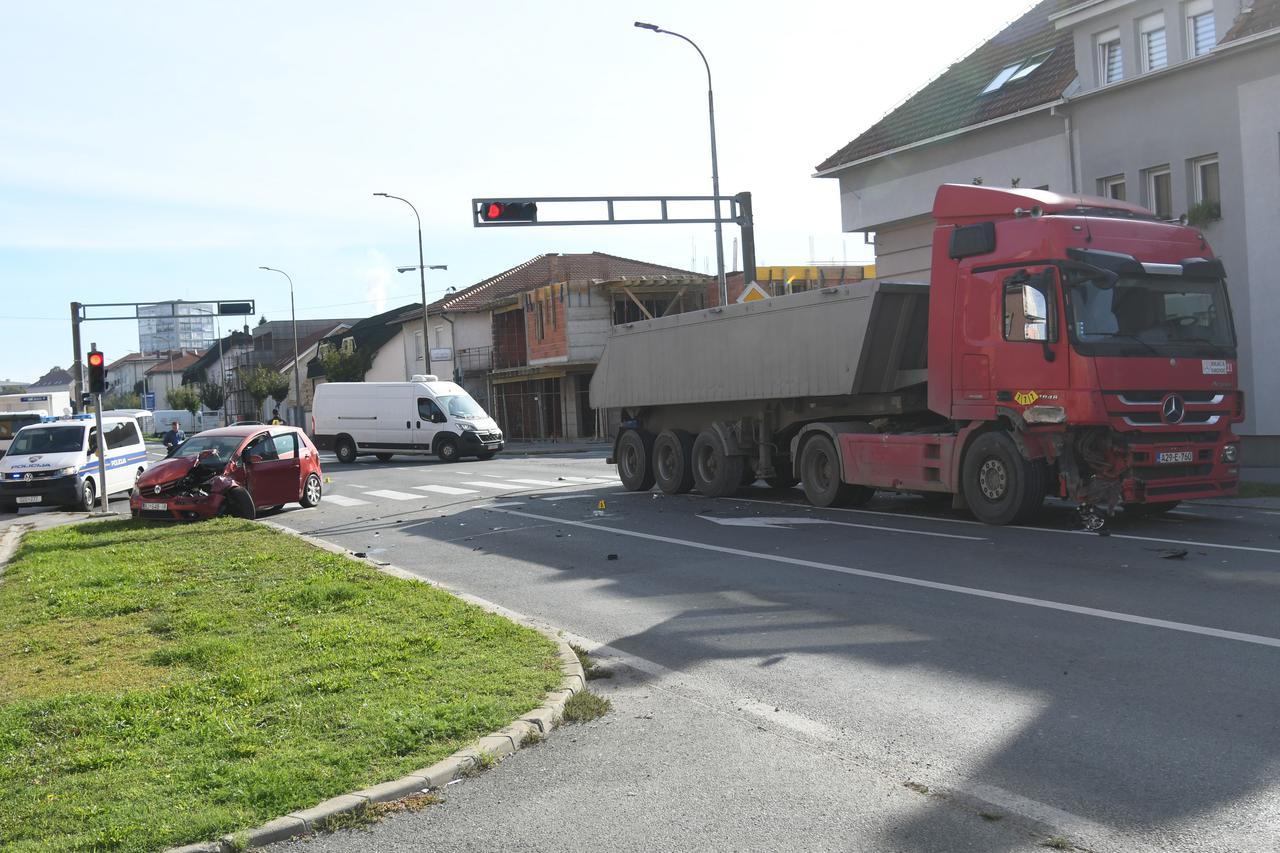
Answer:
[
  {"left": 437, "top": 394, "right": 487, "bottom": 419},
  {"left": 7, "top": 426, "right": 85, "bottom": 455},
  {"left": 1064, "top": 272, "right": 1235, "bottom": 357},
  {"left": 0, "top": 414, "right": 43, "bottom": 442}
]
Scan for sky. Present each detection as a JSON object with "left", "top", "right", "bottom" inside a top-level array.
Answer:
[{"left": 0, "top": 0, "right": 1033, "bottom": 382}]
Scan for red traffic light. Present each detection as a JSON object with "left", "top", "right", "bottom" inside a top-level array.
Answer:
[
  {"left": 87, "top": 351, "right": 104, "bottom": 368},
  {"left": 479, "top": 200, "right": 537, "bottom": 223}
]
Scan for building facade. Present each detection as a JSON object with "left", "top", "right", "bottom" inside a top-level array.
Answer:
[{"left": 816, "top": 0, "right": 1280, "bottom": 460}]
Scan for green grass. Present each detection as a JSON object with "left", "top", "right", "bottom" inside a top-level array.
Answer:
[
  {"left": 561, "top": 690, "right": 611, "bottom": 723},
  {"left": 0, "top": 519, "right": 561, "bottom": 853},
  {"left": 1238, "top": 481, "right": 1280, "bottom": 499}
]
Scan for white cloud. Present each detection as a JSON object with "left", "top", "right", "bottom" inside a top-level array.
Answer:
[{"left": 360, "top": 250, "right": 392, "bottom": 315}]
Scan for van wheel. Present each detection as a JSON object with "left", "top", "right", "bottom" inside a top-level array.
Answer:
[
  {"left": 691, "top": 430, "right": 744, "bottom": 498},
  {"left": 300, "top": 473, "right": 322, "bottom": 507},
  {"left": 436, "top": 436, "right": 460, "bottom": 463},
  {"left": 653, "top": 430, "right": 695, "bottom": 494},
  {"left": 800, "top": 435, "right": 873, "bottom": 508},
  {"left": 962, "top": 431, "right": 1045, "bottom": 525},
  {"left": 76, "top": 478, "right": 97, "bottom": 512},
  {"left": 375, "top": 453, "right": 394, "bottom": 462},
  {"left": 335, "top": 437, "right": 357, "bottom": 464},
  {"left": 616, "top": 430, "right": 656, "bottom": 491},
  {"left": 221, "top": 487, "right": 256, "bottom": 520}
]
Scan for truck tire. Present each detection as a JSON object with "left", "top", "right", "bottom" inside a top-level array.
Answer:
[
  {"left": 436, "top": 435, "right": 460, "bottom": 463},
  {"left": 800, "top": 434, "right": 873, "bottom": 508},
  {"left": 616, "top": 430, "right": 656, "bottom": 491},
  {"left": 335, "top": 436, "right": 358, "bottom": 464},
  {"left": 961, "top": 431, "right": 1046, "bottom": 525},
  {"left": 653, "top": 430, "right": 695, "bottom": 494},
  {"left": 765, "top": 458, "right": 799, "bottom": 490},
  {"left": 691, "top": 430, "right": 744, "bottom": 498}
]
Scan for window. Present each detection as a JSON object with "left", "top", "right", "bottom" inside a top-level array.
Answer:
[
  {"left": 104, "top": 421, "right": 142, "bottom": 449},
  {"left": 1139, "top": 13, "right": 1167, "bottom": 71},
  {"left": 1186, "top": 0, "right": 1215, "bottom": 56},
  {"left": 434, "top": 325, "right": 444, "bottom": 347},
  {"left": 1191, "top": 155, "right": 1220, "bottom": 205},
  {"left": 341, "top": 336, "right": 355, "bottom": 353},
  {"left": 1144, "top": 166, "right": 1173, "bottom": 219},
  {"left": 417, "top": 397, "right": 445, "bottom": 422},
  {"left": 1003, "top": 270, "right": 1057, "bottom": 343},
  {"left": 1097, "top": 28, "right": 1123, "bottom": 84},
  {"left": 980, "top": 50, "right": 1054, "bottom": 94},
  {"left": 272, "top": 432, "right": 298, "bottom": 460},
  {"left": 244, "top": 434, "right": 279, "bottom": 461},
  {"left": 535, "top": 301, "right": 545, "bottom": 340},
  {"left": 414, "top": 330, "right": 424, "bottom": 362},
  {"left": 1099, "top": 175, "right": 1127, "bottom": 200}
]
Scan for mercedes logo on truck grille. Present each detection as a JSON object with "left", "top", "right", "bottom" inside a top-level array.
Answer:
[{"left": 1162, "top": 394, "right": 1186, "bottom": 424}]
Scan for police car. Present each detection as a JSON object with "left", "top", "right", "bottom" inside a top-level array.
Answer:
[{"left": 0, "top": 415, "right": 150, "bottom": 512}]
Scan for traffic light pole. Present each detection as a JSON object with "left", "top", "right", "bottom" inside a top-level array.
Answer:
[
  {"left": 90, "top": 342, "right": 111, "bottom": 515},
  {"left": 70, "top": 302, "right": 84, "bottom": 414}
]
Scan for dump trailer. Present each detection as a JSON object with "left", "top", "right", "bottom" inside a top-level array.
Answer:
[{"left": 590, "top": 183, "right": 1244, "bottom": 525}]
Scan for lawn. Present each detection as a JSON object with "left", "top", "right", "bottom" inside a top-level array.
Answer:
[{"left": 0, "top": 519, "right": 561, "bottom": 852}]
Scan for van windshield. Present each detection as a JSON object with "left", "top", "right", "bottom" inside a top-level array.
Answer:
[
  {"left": 437, "top": 394, "right": 487, "bottom": 419},
  {"left": 8, "top": 426, "right": 84, "bottom": 455}
]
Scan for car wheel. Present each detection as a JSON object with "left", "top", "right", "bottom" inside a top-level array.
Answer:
[
  {"left": 691, "top": 430, "right": 744, "bottom": 498},
  {"left": 961, "top": 431, "right": 1046, "bottom": 526},
  {"left": 616, "top": 430, "right": 656, "bottom": 491},
  {"left": 375, "top": 453, "right": 394, "bottom": 462},
  {"left": 800, "top": 434, "right": 873, "bottom": 508},
  {"left": 222, "top": 487, "right": 256, "bottom": 520},
  {"left": 475, "top": 450, "right": 498, "bottom": 461},
  {"left": 436, "top": 436, "right": 460, "bottom": 463},
  {"left": 128, "top": 466, "right": 146, "bottom": 497},
  {"left": 77, "top": 478, "right": 97, "bottom": 512},
  {"left": 653, "top": 429, "right": 695, "bottom": 495},
  {"left": 300, "top": 473, "right": 322, "bottom": 507},
  {"left": 335, "top": 437, "right": 358, "bottom": 464}
]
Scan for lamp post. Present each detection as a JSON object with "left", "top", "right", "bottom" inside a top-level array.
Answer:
[
  {"left": 257, "top": 266, "right": 302, "bottom": 426},
  {"left": 375, "top": 192, "right": 444, "bottom": 375},
  {"left": 635, "top": 21, "right": 727, "bottom": 306}
]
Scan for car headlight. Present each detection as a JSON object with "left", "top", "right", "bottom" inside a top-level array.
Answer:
[
  {"left": 459, "top": 422, "right": 479, "bottom": 431},
  {"left": 61, "top": 466, "right": 78, "bottom": 477},
  {"left": 1221, "top": 444, "right": 1239, "bottom": 463}
]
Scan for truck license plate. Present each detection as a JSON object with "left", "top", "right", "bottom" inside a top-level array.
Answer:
[
  {"left": 15, "top": 496, "right": 41, "bottom": 504},
  {"left": 1156, "top": 451, "right": 1194, "bottom": 464},
  {"left": 143, "top": 501, "right": 168, "bottom": 511}
]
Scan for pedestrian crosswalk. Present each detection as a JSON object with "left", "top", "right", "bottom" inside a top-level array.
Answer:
[
  {"left": 362, "top": 489, "right": 424, "bottom": 501},
  {"left": 319, "top": 470, "right": 618, "bottom": 511},
  {"left": 414, "top": 485, "right": 477, "bottom": 496},
  {"left": 323, "top": 494, "right": 371, "bottom": 507}
]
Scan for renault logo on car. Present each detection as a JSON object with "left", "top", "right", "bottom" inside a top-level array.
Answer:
[{"left": 1162, "top": 394, "right": 1186, "bottom": 424}]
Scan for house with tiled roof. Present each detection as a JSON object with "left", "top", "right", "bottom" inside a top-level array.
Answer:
[
  {"left": 816, "top": 0, "right": 1280, "bottom": 459},
  {"left": 379, "top": 252, "right": 709, "bottom": 441}
]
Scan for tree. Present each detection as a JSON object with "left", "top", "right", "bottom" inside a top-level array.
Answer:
[
  {"left": 239, "top": 366, "right": 289, "bottom": 419},
  {"left": 319, "top": 345, "right": 373, "bottom": 382},
  {"left": 103, "top": 391, "right": 142, "bottom": 410},
  {"left": 200, "top": 383, "right": 226, "bottom": 413},
  {"left": 166, "top": 385, "right": 201, "bottom": 416}
]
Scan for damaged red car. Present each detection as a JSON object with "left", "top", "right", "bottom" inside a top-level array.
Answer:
[{"left": 131, "top": 426, "right": 323, "bottom": 521}]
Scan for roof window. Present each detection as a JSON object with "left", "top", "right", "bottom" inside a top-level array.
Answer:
[{"left": 980, "top": 50, "right": 1053, "bottom": 95}]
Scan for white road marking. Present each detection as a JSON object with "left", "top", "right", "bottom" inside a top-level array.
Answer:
[
  {"left": 731, "top": 495, "right": 1280, "bottom": 556},
  {"left": 462, "top": 481, "right": 519, "bottom": 490},
  {"left": 507, "top": 478, "right": 565, "bottom": 487},
  {"left": 414, "top": 485, "right": 478, "bottom": 496},
  {"left": 488, "top": 506, "right": 1280, "bottom": 649},
  {"left": 558, "top": 476, "right": 616, "bottom": 483},
  {"left": 362, "top": 489, "right": 423, "bottom": 501},
  {"left": 699, "top": 514, "right": 986, "bottom": 541},
  {"left": 322, "top": 494, "right": 371, "bottom": 507}
]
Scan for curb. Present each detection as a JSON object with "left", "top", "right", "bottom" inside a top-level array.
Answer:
[
  {"left": 163, "top": 519, "right": 586, "bottom": 853},
  {"left": 0, "top": 521, "right": 35, "bottom": 579}
]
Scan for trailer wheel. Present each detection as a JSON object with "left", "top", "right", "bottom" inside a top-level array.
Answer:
[
  {"left": 616, "top": 430, "right": 656, "bottom": 491},
  {"left": 691, "top": 430, "right": 744, "bottom": 498},
  {"left": 653, "top": 430, "right": 695, "bottom": 494},
  {"left": 961, "top": 431, "right": 1046, "bottom": 525},
  {"left": 800, "top": 434, "right": 873, "bottom": 508}
]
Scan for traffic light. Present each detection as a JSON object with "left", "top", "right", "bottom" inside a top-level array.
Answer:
[
  {"left": 87, "top": 350, "right": 106, "bottom": 395},
  {"left": 479, "top": 201, "right": 537, "bottom": 223}
]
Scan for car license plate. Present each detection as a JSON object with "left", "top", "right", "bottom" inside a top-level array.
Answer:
[
  {"left": 143, "top": 501, "right": 168, "bottom": 511},
  {"left": 1156, "top": 451, "right": 1194, "bottom": 464},
  {"left": 15, "top": 496, "right": 41, "bottom": 504}
]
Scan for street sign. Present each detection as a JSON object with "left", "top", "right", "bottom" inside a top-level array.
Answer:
[
  {"left": 218, "top": 301, "right": 255, "bottom": 316},
  {"left": 142, "top": 392, "right": 156, "bottom": 410}
]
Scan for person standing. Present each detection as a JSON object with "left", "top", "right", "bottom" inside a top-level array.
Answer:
[
  {"left": 162, "top": 420, "right": 186, "bottom": 454},
  {"left": 270, "top": 408, "right": 283, "bottom": 426}
]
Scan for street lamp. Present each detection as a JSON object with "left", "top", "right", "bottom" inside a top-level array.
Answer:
[
  {"left": 374, "top": 192, "right": 445, "bottom": 375},
  {"left": 257, "top": 266, "right": 302, "bottom": 427},
  {"left": 635, "top": 21, "right": 727, "bottom": 306}
]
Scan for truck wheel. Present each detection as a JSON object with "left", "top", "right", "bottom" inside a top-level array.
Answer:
[
  {"left": 335, "top": 437, "right": 358, "bottom": 464},
  {"left": 616, "top": 430, "right": 656, "bottom": 491},
  {"left": 436, "top": 436, "right": 460, "bottom": 463},
  {"left": 962, "top": 431, "right": 1045, "bottom": 525},
  {"left": 764, "top": 457, "right": 799, "bottom": 489},
  {"left": 691, "top": 430, "right": 744, "bottom": 498},
  {"left": 653, "top": 430, "right": 695, "bottom": 494},
  {"left": 800, "top": 435, "right": 872, "bottom": 508}
]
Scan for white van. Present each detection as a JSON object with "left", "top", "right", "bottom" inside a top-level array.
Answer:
[
  {"left": 0, "top": 415, "right": 150, "bottom": 512},
  {"left": 313, "top": 375, "right": 503, "bottom": 464}
]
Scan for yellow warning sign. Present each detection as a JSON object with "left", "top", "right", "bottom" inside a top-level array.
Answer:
[{"left": 737, "top": 281, "right": 771, "bottom": 303}]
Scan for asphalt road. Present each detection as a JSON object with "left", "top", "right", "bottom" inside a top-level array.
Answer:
[{"left": 10, "top": 448, "right": 1277, "bottom": 851}]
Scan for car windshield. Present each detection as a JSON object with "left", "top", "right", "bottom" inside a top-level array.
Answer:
[
  {"left": 1065, "top": 272, "right": 1235, "bottom": 357},
  {"left": 171, "top": 434, "right": 245, "bottom": 461},
  {"left": 7, "top": 425, "right": 84, "bottom": 455},
  {"left": 437, "top": 394, "right": 487, "bottom": 419}
]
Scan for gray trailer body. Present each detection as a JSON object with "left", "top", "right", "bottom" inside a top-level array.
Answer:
[{"left": 589, "top": 280, "right": 930, "bottom": 415}]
